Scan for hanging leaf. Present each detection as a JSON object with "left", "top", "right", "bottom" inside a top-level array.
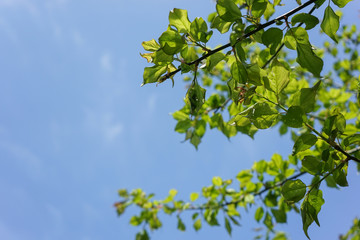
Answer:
[{"left": 321, "top": 6, "right": 339, "bottom": 43}]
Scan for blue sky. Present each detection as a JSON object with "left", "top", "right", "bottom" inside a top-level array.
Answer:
[{"left": 0, "top": 0, "right": 359, "bottom": 239}]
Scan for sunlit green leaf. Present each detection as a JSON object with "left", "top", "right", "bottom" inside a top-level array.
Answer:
[
  {"left": 216, "top": 0, "right": 242, "bottom": 22},
  {"left": 332, "top": 0, "right": 352, "bottom": 8},
  {"left": 293, "top": 133, "right": 318, "bottom": 155},
  {"left": 262, "top": 28, "right": 283, "bottom": 54},
  {"left": 296, "top": 42, "right": 323, "bottom": 77},
  {"left": 268, "top": 59, "right": 290, "bottom": 96},
  {"left": 291, "top": 13, "right": 320, "bottom": 30},
  {"left": 321, "top": 6, "right": 339, "bottom": 43},
  {"left": 281, "top": 179, "right": 306, "bottom": 202},
  {"left": 142, "top": 39, "right": 161, "bottom": 51},
  {"left": 159, "top": 29, "right": 186, "bottom": 55},
  {"left": 169, "top": 8, "right": 191, "bottom": 33},
  {"left": 142, "top": 65, "right": 167, "bottom": 85},
  {"left": 302, "top": 156, "right": 323, "bottom": 175},
  {"left": 282, "top": 106, "right": 305, "bottom": 128}
]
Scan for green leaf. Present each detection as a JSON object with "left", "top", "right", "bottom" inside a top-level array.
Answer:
[
  {"left": 142, "top": 39, "right": 161, "bottom": 51},
  {"left": 241, "top": 102, "right": 278, "bottom": 129},
  {"left": 230, "top": 61, "right": 247, "bottom": 84},
  {"left": 212, "top": 176, "right": 223, "bottom": 186},
  {"left": 268, "top": 59, "right": 290, "bottom": 96},
  {"left": 332, "top": 0, "right": 352, "bottom": 8},
  {"left": 158, "top": 29, "right": 186, "bottom": 55},
  {"left": 301, "top": 190, "right": 325, "bottom": 239},
  {"left": 321, "top": 6, "right": 339, "bottom": 43},
  {"left": 177, "top": 216, "right": 186, "bottom": 231},
  {"left": 207, "top": 52, "right": 225, "bottom": 71},
  {"left": 262, "top": 28, "right": 283, "bottom": 54},
  {"left": 291, "top": 13, "right": 320, "bottom": 30},
  {"left": 271, "top": 208, "right": 287, "bottom": 223},
  {"left": 136, "top": 229, "right": 150, "bottom": 240},
  {"left": 291, "top": 81, "right": 321, "bottom": 113},
  {"left": 282, "top": 106, "right": 305, "bottom": 128},
  {"left": 293, "top": 133, "right": 318, "bottom": 155},
  {"left": 263, "top": 212, "right": 273, "bottom": 229},
  {"left": 333, "top": 165, "right": 349, "bottom": 187},
  {"left": 216, "top": 0, "right": 242, "bottom": 22},
  {"left": 281, "top": 179, "right": 306, "bottom": 203},
  {"left": 210, "top": 15, "right": 232, "bottom": 33},
  {"left": 142, "top": 65, "right": 167, "bottom": 85},
  {"left": 152, "top": 49, "right": 174, "bottom": 65},
  {"left": 169, "top": 8, "right": 191, "bottom": 33},
  {"left": 190, "top": 192, "right": 199, "bottom": 202},
  {"left": 302, "top": 156, "right": 323, "bottom": 175},
  {"left": 252, "top": 0, "right": 268, "bottom": 18},
  {"left": 343, "top": 134, "right": 360, "bottom": 147},
  {"left": 246, "top": 64, "right": 262, "bottom": 86},
  {"left": 190, "top": 17, "right": 212, "bottom": 43},
  {"left": 255, "top": 207, "right": 264, "bottom": 222},
  {"left": 193, "top": 218, "right": 202, "bottom": 231},
  {"left": 185, "top": 81, "right": 206, "bottom": 114},
  {"left": 296, "top": 42, "right": 323, "bottom": 77},
  {"left": 175, "top": 119, "right": 191, "bottom": 133},
  {"left": 225, "top": 217, "right": 232, "bottom": 236}
]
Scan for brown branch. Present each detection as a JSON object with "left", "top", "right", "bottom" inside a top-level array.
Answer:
[{"left": 159, "top": 0, "right": 317, "bottom": 83}]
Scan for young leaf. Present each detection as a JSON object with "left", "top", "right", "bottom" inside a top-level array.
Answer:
[
  {"left": 293, "top": 133, "right": 318, "bottom": 155},
  {"left": 190, "top": 17, "right": 211, "bottom": 43},
  {"left": 190, "top": 192, "right": 199, "bottom": 202},
  {"left": 216, "top": 0, "right": 242, "bottom": 22},
  {"left": 158, "top": 29, "right": 186, "bottom": 55},
  {"left": 177, "top": 216, "right": 186, "bottom": 231},
  {"left": 225, "top": 217, "right": 232, "bottom": 236},
  {"left": 142, "top": 65, "right": 167, "bottom": 85},
  {"left": 255, "top": 207, "right": 264, "bottom": 222},
  {"left": 169, "top": 8, "right": 191, "bottom": 33},
  {"left": 142, "top": 39, "right": 161, "bottom": 51},
  {"left": 193, "top": 218, "right": 202, "bottom": 231},
  {"left": 321, "top": 6, "right": 339, "bottom": 43},
  {"left": 212, "top": 176, "right": 223, "bottom": 186},
  {"left": 210, "top": 15, "right": 232, "bottom": 33},
  {"left": 281, "top": 179, "right": 306, "bottom": 203},
  {"left": 332, "top": 0, "right": 352, "bottom": 8}
]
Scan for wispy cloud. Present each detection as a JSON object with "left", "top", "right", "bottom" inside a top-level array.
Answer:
[
  {"left": 0, "top": 141, "right": 42, "bottom": 179},
  {"left": 83, "top": 110, "right": 123, "bottom": 143},
  {"left": 100, "top": 53, "right": 113, "bottom": 72},
  {"left": 0, "top": 0, "right": 38, "bottom": 15}
]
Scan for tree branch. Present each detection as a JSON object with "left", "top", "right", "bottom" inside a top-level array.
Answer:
[{"left": 159, "top": 0, "right": 317, "bottom": 83}]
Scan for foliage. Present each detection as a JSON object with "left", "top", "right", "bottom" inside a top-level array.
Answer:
[{"left": 117, "top": 0, "right": 360, "bottom": 239}]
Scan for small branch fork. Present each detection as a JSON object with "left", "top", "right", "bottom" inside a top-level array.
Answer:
[{"left": 159, "top": 0, "right": 317, "bottom": 83}]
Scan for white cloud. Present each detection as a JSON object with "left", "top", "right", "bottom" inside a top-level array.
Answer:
[
  {"left": 83, "top": 110, "right": 123, "bottom": 143},
  {"left": 100, "top": 53, "right": 113, "bottom": 72},
  {"left": 0, "top": 141, "right": 42, "bottom": 179},
  {"left": 0, "top": 220, "right": 24, "bottom": 240},
  {"left": 0, "top": 0, "right": 38, "bottom": 15}
]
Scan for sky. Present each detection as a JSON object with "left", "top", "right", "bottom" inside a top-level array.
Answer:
[{"left": 0, "top": 0, "right": 359, "bottom": 240}]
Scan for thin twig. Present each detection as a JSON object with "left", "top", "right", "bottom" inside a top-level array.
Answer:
[{"left": 159, "top": 0, "right": 317, "bottom": 83}]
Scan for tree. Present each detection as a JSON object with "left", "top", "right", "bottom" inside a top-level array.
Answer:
[{"left": 116, "top": 0, "right": 360, "bottom": 239}]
